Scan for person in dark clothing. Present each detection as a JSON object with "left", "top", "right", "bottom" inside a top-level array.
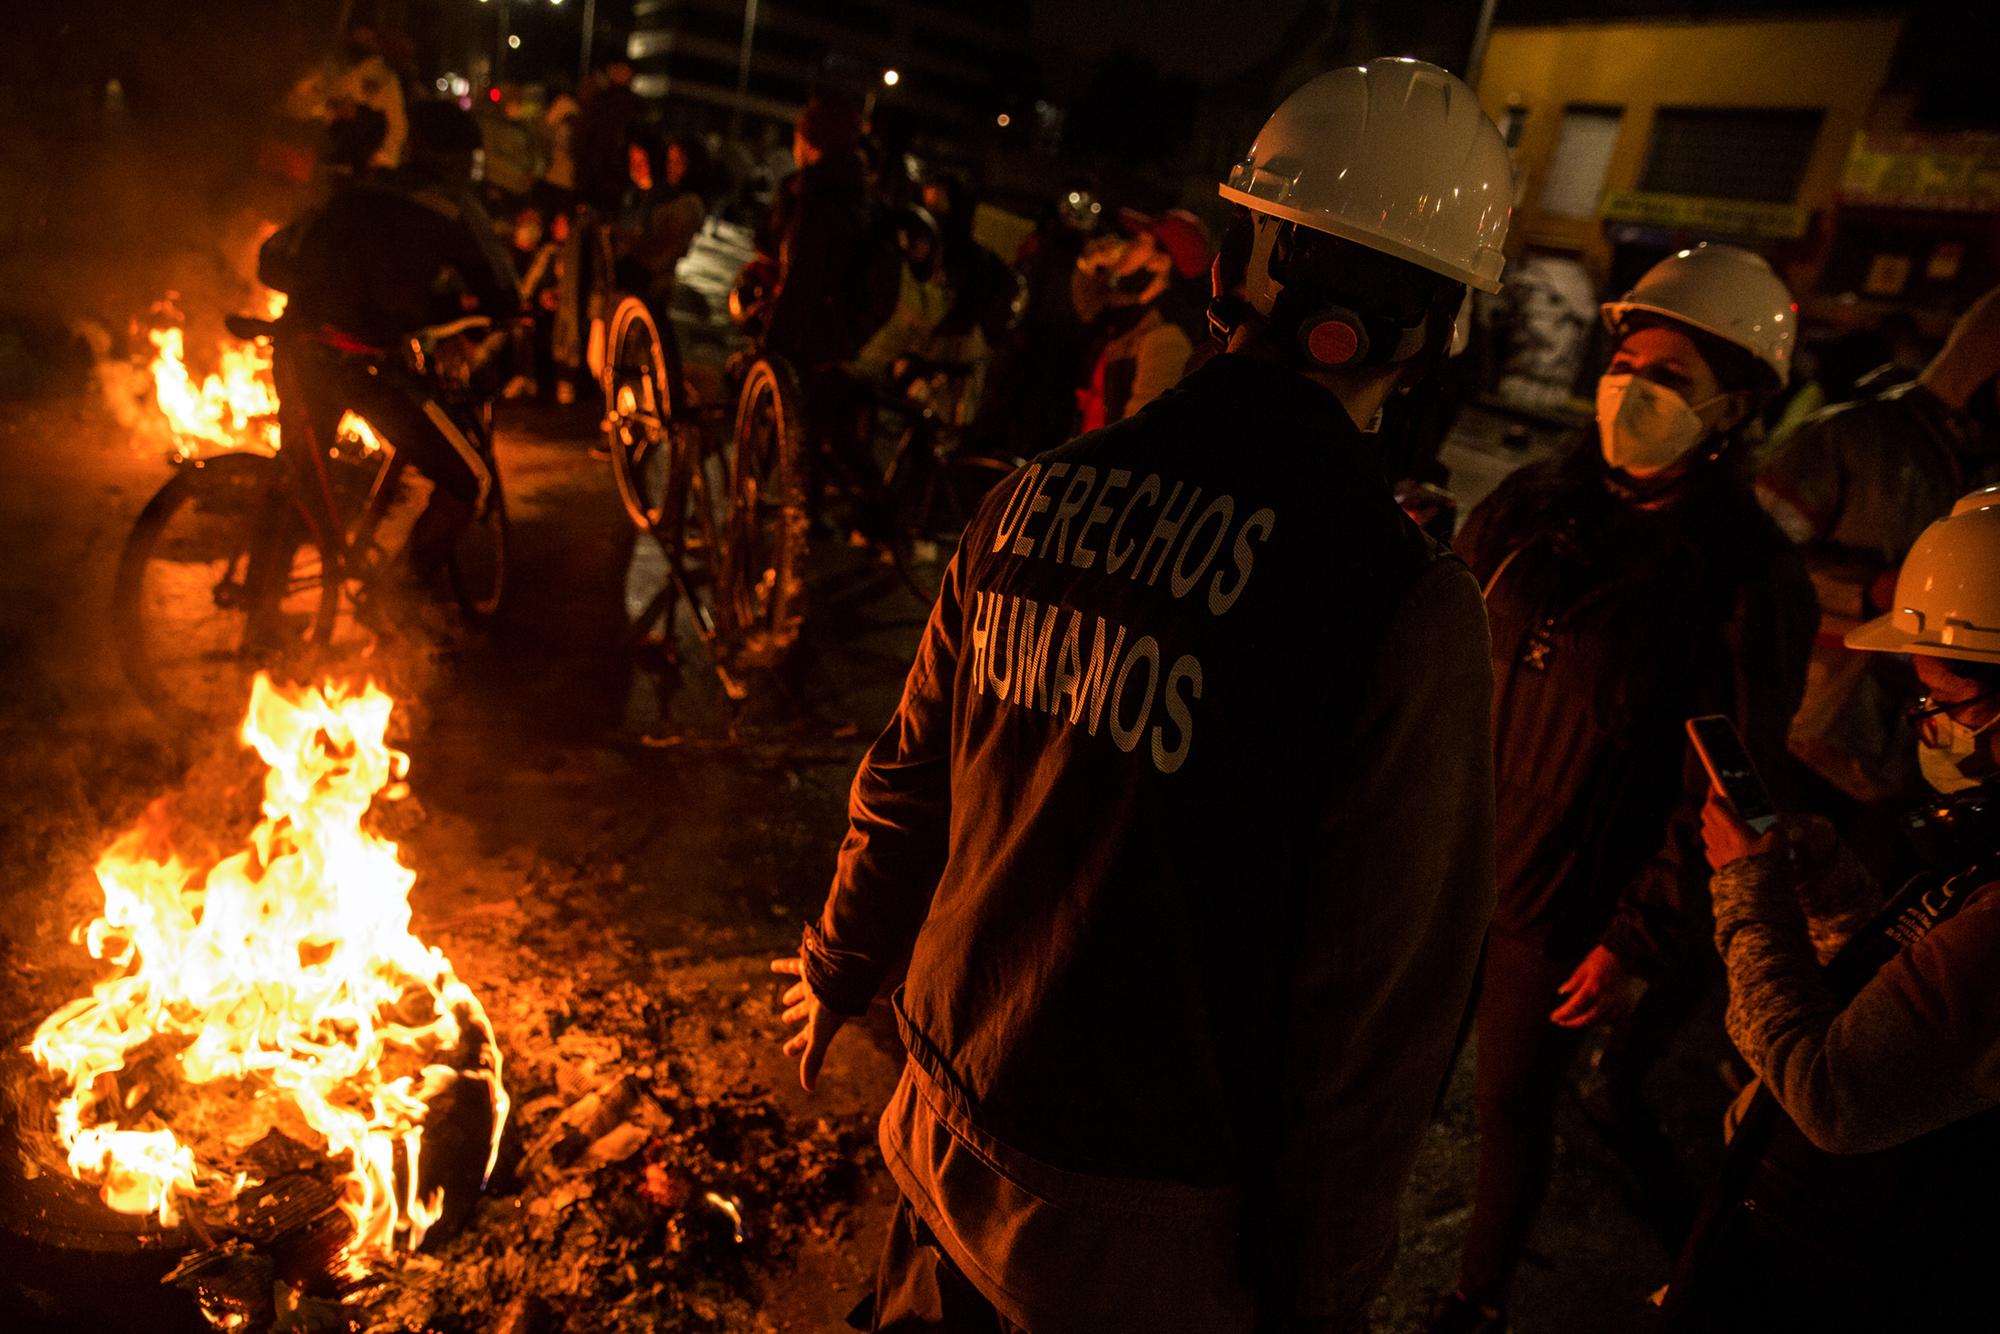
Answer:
[
  {"left": 1430, "top": 245, "right": 1819, "bottom": 1334},
  {"left": 259, "top": 101, "right": 520, "bottom": 580},
  {"left": 1666, "top": 492, "right": 2000, "bottom": 1330},
  {"left": 772, "top": 60, "right": 1513, "bottom": 1332},
  {"left": 761, "top": 95, "right": 877, "bottom": 528},
  {"left": 572, "top": 60, "right": 646, "bottom": 213},
  {"left": 919, "top": 171, "right": 1014, "bottom": 346},
  {"left": 762, "top": 95, "right": 872, "bottom": 373},
  {"left": 968, "top": 184, "right": 1098, "bottom": 461}
]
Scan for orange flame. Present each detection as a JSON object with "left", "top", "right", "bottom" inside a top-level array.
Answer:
[
  {"left": 28, "top": 675, "right": 507, "bottom": 1268},
  {"left": 146, "top": 291, "right": 383, "bottom": 459}
]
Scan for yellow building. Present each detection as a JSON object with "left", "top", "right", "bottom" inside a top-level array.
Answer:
[{"left": 1475, "top": 12, "right": 1905, "bottom": 297}]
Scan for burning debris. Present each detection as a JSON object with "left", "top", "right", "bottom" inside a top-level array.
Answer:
[
  {"left": 99, "top": 291, "right": 384, "bottom": 460},
  {"left": 1, "top": 681, "right": 885, "bottom": 1332},
  {"left": 27, "top": 673, "right": 506, "bottom": 1274}
]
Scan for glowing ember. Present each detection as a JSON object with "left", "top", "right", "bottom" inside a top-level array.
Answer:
[
  {"left": 28, "top": 674, "right": 507, "bottom": 1270},
  {"left": 146, "top": 291, "right": 383, "bottom": 459}
]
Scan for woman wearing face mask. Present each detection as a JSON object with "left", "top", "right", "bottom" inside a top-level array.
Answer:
[
  {"left": 1666, "top": 491, "right": 2000, "bottom": 1329},
  {"left": 1431, "top": 245, "right": 1819, "bottom": 1333}
]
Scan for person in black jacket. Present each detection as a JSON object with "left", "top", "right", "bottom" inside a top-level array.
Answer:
[
  {"left": 260, "top": 101, "right": 519, "bottom": 582},
  {"left": 772, "top": 60, "right": 1514, "bottom": 1333},
  {"left": 1431, "top": 245, "right": 1818, "bottom": 1333},
  {"left": 762, "top": 95, "right": 872, "bottom": 374}
]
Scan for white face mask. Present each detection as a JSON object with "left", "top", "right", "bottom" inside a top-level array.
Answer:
[
  {"left": 1596, "top": 374, "right": 1726, "bottom": 476},
  {"left": 1918, "top": 710, "right": 2000, "bottom": 794}
]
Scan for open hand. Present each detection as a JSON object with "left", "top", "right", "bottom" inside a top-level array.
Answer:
[
  {"left": 770, "top": 956, "right": 848, "bottom": 1093},
  {"left": 1550, "top": 944, "right": 1646, "bottom": 1029}
]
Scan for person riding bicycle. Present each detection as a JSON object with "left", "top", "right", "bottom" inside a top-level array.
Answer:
[{"left": 259, "top": 100, "right": 521, "bottom": 587}]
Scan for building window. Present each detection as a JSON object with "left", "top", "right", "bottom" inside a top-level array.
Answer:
[
  {"left": 1640, "top": 107, "right": 1825, "bottom": 204},
  {"left": 1540, "top": 105, "right": 1622, "bottom": 219}
]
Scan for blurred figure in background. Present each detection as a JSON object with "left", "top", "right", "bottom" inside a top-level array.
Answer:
[
  {"left": 617, "top": 132, "right": 711, "bottom": 323},
  {"left": 1071, "top": 208, "right": 1210, "bottom": 430},
  {"left": 968, "top": 181, "right": 1100, "bottom": 460},
  {"left": 764, "top": 94, "right": 872, "bottom": 375},
  {"left": 259, "top": 102, "right": 518, "bottom": 589},
  {"left": 573, "top": 62, "right": 645, "bottom": 213},
  {"left": 285, "top": 23, "right": 407, "bottom": 171},
  {"left": 1433, "top": 245, "right": 1817, "bottom": 1334},
  {"left": 1758, "top": 287, "right": 2000, "bottom": 820},
  {"left": 540, "top": 78, "right": 581, "bottom": 208}
]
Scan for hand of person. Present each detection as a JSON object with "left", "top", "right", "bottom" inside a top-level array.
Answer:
[
  {"left": 770, "top": 955, "right": 848, "bottom": 1093},
  {"left": 1550, "top": 944, "right": 1646, "bottom": 1029},
  {"left": 1700, "top": 788, "right": 1784, "bottom": 872}
]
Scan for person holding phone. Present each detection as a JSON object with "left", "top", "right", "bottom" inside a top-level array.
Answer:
[
  {"left": 1433, "top": 247, "right": 1818, "bottom": 1332},
  {"left": 1669, "top": 491, "right": 2000, "bottom": 1329}
]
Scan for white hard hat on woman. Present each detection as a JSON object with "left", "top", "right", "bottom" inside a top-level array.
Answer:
[{"left": 1594, "top": 244, "right": 1797, "bottom": 477}]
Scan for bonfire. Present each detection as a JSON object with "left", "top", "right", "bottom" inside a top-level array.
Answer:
[
  {"left": 27, "top": 674, "right": 506, "bottom": 1274},
  {"left": 143, "top": 290, "right": 384, "bottom": 459}
]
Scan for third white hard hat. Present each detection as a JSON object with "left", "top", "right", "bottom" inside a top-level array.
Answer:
[
  {"left": 1216, "top": 58, "right": 1513, "bottom": 293},
  {"left": 1601, "top": 244, "right": 1797, "bottom": 385},
  {"left": 1848, "top": 490, "right": 2000, "bottom": 665}
]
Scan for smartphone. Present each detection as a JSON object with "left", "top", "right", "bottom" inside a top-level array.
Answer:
[{"left": 1686, "top": 715, "right": 1779, "bottom": 834}]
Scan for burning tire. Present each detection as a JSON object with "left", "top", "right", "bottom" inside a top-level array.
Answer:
[{"left": 113, "top": 453, "right": 339, "bottom": 732}]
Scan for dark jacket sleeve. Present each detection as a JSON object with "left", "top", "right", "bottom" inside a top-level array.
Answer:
[
  {"left": 1714, "top": 861, "right": 2000, "bottom": 1154},
  {"left": 1598, "top": 547, "right": 1817, "bottom": 978},
  {"left": 800, "top": 552, "right": 964, "bottom": 1016},
  {"left": 1260, "top": 557, "right": 1497, "bottom": 1327}
]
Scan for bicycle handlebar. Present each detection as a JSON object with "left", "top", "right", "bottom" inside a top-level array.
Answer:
[{"left": 223, "top": 313, "right": 494, "bottom": 346}]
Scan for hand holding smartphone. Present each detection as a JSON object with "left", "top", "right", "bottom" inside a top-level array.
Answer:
[{"left": 1686, "top": 715, "right": 1780, "bottom": 835}]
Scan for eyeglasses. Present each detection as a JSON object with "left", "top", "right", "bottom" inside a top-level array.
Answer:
[
  {"left": 1908, "top": 689, "right": 2000, "bottom": 744},
  {"left": 1908, "top": 689, "right": 2000, "bottom": 722}
]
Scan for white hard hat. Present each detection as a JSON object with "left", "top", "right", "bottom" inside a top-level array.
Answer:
[
  {"left": 1601, "top": 244, "right": 1797, "bottom": 386},
  {"left": 1848, "top": 492, "right": 2000, "bottom": 665},
  {"left": 1217, "top": 58, "right": 1513, "bottom": 294}
]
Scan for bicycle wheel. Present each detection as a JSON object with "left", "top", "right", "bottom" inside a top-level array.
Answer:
[
  {"left": 603, "top": 296, "right": 685, "bottom": 533},
  {"left": 719, "top": 355, "right": 809, "bottom": 672},
  {"left": 888, "top": 434, "right": 1019, "bottom": 605},
  {"left": 448, "top": 475, "right": 508, "bottom": 621},
  {"left": 113, "top": 453, "right": 339, "bottom": 731}
]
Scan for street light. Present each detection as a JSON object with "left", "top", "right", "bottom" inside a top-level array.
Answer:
[
  {"left": 996, "top": 112, "right": 1011, "bottom": 128},
  {"left": 508, "top": 34, "right": 521, "bottom": 48},
  {"left": 882, "top": 69, "right": 900, "bottom": 87}
]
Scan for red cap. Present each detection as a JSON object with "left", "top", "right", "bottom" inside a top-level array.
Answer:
[{"left": 1121, "top": 207, "right": 1213, "bottom": 280}]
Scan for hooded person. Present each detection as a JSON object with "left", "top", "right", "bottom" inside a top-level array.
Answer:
[
  {"left": 773, "top": 58, "right": 1511, "bottom": 1332},
  {"left": 1431, "top": 245, "right": 1819, "bottom": 1332},
  {"left": 1667, "top": 489, "right": 2000, "bottom": 1329},
  {"left": 762, "top": 94, "right": 872, "bottom": 373},
  {"left": 1758, "top": 285, "right": 2000, "bottom": 808}
]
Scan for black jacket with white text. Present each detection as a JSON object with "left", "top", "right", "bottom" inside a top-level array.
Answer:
[{"left": 803, "top": 353, "right": 1497, "bottom": 1331}]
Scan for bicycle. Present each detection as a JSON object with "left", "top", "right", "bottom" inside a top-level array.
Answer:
[
  {"left": 114, "top": 314, "right": 509, "bottom": 730},
  {"left": 872, "top": 355, "right": 1022, "bottom": 605},
  {"left": 599, "top": 287, "right": 808, "bottom": 700},
  {"left": 599, "top": 266, "right": 1020, "bottom": 695}
]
